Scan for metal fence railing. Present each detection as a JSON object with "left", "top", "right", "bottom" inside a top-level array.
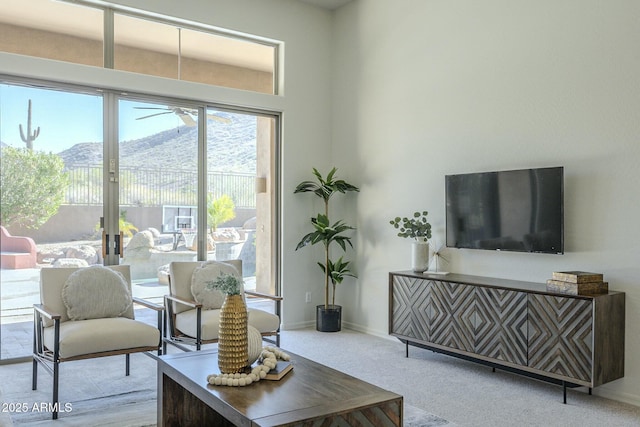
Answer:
[{"left": 64, "top": 164, "right": 256, "bottom": 208}]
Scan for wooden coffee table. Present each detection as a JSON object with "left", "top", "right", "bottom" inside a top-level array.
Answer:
[{"left": 157, "top": 349, "right": 402, "bottom": 426}]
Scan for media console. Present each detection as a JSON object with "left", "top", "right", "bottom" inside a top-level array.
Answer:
[{"left": 388, "top": 271, "right": 625, "bottom": 402}]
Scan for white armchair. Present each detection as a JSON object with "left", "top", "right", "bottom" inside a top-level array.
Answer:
[
  {"left": 32, "top": 265, "right": 162, "bottom": 420},
  {"left": 164, "top": 260, "right": 281, "bottom": 352}
]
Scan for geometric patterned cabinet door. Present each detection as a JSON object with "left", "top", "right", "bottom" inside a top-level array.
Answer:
[
  {"left": 475, "top": 288, "right": 528, "bottom": 366},
  {"left": 528, "top": 294, "right": 593, "bottom": 383},
  {"left": 390, "top": 275, "right": 431, "bottom": 342},
  {"left": 429, "top": 281, "right": 475, "bottom": 353}
]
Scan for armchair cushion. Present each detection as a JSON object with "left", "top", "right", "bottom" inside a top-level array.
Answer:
[
  {"left": 247, "top": 308, "right": 281, "bottom": 333},
  {"left": 176, "top": 308, "right": 222, "bottom": 341},
  {"left": 43, "top": 317, "right": 160, "bottom": 359},
  {"left": 62, "top": 266, "right": 132, "bottom": 321},
  {"left": 190, "top": 261, "right": 240, "bottom": 310}
]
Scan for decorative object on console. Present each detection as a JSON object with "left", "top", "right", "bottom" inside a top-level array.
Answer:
[
  {"left": 294, "top": 167, "right": 360, "bottom": 332},
  {"left": 428, "top": 240, "right": 450, "bottom": 275},
  {"left": 547, "top": 271, "right": 608, "bottom": 295},
  {"left": 207, "top": 273, "right": 248, "bottom": 374},
  {"left": 389, "top": 211, "right": 432, "bottom": 273}
]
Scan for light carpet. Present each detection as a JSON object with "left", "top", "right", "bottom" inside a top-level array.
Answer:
[{"left": 280, "top": 329, "right": 640, "bottom": 427}]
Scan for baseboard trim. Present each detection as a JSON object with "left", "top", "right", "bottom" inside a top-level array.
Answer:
[
  {"left": 281, "top": 320, "right": 315, "bottom": 330},
  {"left": 593, "top": 386, "right": 640, "bottom": 408},
  {"left": 340, "top": 321, "right": 397, "bottom": 341}
]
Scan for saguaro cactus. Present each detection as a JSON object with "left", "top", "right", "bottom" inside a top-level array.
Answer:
[{"left": 19, "top": 99, "right": 41, "bottom": 150}]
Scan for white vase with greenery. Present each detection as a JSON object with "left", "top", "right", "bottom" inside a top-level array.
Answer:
[{"left": 390, "top": 211, "right": 432, "bottom": 273}]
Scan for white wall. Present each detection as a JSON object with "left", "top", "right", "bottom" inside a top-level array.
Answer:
[
  {"left": 0, "top": 0, "right": 334, "bottom": 328},
  {"left": 332, "top": 0, "right": 640, "bottom": 406}
]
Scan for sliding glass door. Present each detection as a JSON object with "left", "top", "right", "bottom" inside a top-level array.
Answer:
[{"left": 0, "top": 80, "right": 280, "bottom": 361}]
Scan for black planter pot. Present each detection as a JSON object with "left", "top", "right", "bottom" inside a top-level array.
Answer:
[{"left": 316, "top": 304, "right": 342, "bottom": 332}]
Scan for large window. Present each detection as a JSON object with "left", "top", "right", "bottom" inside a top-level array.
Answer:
[
  {"left": 0, "top": 0, "right": 103, "bottom": 66},
  {"left": 0, "top": 0, "right": 279, "bottom": 94},
  {"left": 113, "top": 14, "right": 276, "bottom": 93}
]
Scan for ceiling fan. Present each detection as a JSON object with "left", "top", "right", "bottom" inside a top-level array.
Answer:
[{"left": 134, "top": 106, "right": 231, "bottom": 127}]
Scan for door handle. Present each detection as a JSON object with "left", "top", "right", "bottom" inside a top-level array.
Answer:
[
  {"left": 120, "top": 232, "right": 124, "bottom": 258},
  {"left": 114, "top": 232, "right": 124, "bottom": 258},
  {"left": 102, "top": 231, "right": 109, "bottom": 256}
]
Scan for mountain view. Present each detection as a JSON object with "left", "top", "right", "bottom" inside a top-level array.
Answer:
[
  {"left": 7, "top": 112, "right": 258, "bottom": 174},
  {"left": 61, "top": 113, "right": 257, "bottom": 173}
]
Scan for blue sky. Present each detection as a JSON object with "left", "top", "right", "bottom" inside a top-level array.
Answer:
[{"left": 1, "top": 84, "right": 181, "bottom": 153}]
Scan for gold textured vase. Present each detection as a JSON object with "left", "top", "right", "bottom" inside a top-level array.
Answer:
[{"left": 218, "top": 294, "right": 248, "bottom": 374}]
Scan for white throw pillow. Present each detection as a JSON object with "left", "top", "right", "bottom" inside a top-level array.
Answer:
[
  {"left": 190, "top": 261, "right": 240, "bottom": 310},
  {"left": 62, "top": 266, "right": 132, "bottom": 321}
]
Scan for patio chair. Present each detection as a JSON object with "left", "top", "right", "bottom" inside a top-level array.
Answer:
[
  {"left": 32, "top": 265, "right": 163, "bottom": 420},
  {"left": 164, "top": 260, "right": 281, "bottom": 352}
]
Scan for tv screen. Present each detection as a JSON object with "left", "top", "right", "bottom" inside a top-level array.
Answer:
[{"left": 446, "top": 167, "right": 564, "bottom": 254}]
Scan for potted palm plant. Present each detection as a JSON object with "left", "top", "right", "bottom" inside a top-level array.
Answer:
[{"left": 295, "top": 167, "right": 359, "bottom": 332}]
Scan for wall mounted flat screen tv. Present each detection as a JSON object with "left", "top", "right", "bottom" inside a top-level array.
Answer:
[{"left": 446, "top": 167, "right": 564, "bottom": 254}]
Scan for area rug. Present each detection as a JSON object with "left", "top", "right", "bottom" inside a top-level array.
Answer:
[
  {"left": 10, "top": 389, "right": 156, "bottom": 426},
  {"left": 2, "top": 353, "right": 157, "bottom": 426},
  {"left": 405, "top": 404, "right": 452, "bottom": 426}
]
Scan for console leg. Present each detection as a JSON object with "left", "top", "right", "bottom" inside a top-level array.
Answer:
[
  {"left": 589, "top": 388, "right": 592, "bottom": 395},
  {"left": 492, "top": 367, "right": 496, "bottom": 373},
  {"left": 405, "top": 341, "right": 409, "bottom": 358},
  {"left": 563, "top": 381, "right": 567, "bottom": 404}
]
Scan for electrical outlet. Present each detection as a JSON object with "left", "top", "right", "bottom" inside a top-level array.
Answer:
[{"left": 305, "top": 292, "right": 311, "bottom": 303}]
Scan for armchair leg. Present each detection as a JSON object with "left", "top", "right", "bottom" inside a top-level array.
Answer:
[
  {"left": 196, "top": 307, "right": 202, "bottom": 351},
  {"left": 32, "top": 358, "right": 38, "bottom": 390},
  {"left": 52, "top": 361, "right": 59, "bottom": 420},
  {"left": 126, "top": 354, "right": 130, "bottom": 376},
  {"left": 157, "top": 310, "right": 163, "bottom": 356}
]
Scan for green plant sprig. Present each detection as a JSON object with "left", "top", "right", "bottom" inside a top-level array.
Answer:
[
  {"left": 389, "top": 211, "right": 432, "bottom": 242},
  {"left": 207, "top": 272, "right": 243, "bottom": 295}
]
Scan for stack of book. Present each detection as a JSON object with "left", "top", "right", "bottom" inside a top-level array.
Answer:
[
  {"left": 546, "top": 271, "right": 608, "bottom": 295},
  {"left": 265, "top": 361, "right": 293, "bottom": 381}
]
